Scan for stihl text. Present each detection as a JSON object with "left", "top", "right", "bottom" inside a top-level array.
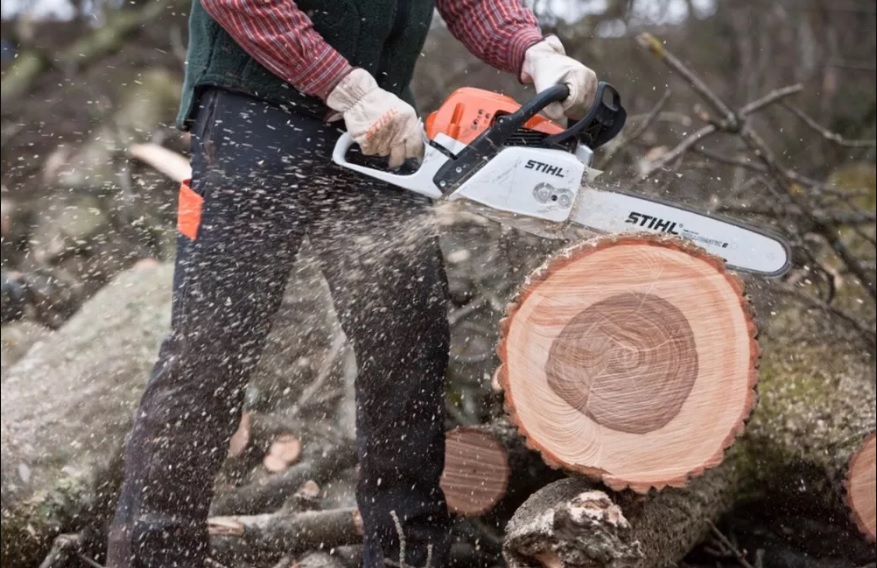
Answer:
[
  {"left": 525, "top": 159, "right": 564, "bottom": 177},
  {"left": 625, "top": 212, "right": 681, "bottom": 235}
]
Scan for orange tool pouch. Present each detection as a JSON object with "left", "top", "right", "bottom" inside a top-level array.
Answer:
[{"left": 177, "top": 179, "right": 203, "bottom": 240}]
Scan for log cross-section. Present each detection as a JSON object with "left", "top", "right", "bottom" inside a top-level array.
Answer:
[
  {"left": 498, "top": 235, "right": 759, "bottom": 493},
  {"left": 847, "top": 433, "right": 876, "bottom": 542},
  {"left": 439, "top": 427, "right": 510, "bottom": 516}
]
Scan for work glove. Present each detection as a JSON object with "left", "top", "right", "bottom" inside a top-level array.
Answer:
[
  {"left": 520, "top": 36, "right": 598, "bottom": 122},
  {"left": 326, "top": 68, "right": 423, "bottom": 169}
]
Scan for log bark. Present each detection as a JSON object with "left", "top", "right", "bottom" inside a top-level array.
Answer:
[
  {"left": 740, "top": 320, "right": 877, "bottom": 542},
  {"left": 0, "top": 262, "right": 174, "bottom": 568},
  {"left": 497, "top": 235, "right": 758, "bottom": 493},
  {"left": 503, "top": 465, "right": 737, "bottom": 568}
]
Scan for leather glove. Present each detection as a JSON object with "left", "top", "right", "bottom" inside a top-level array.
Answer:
[
  {"left": 520, "top": 36, "right": 598, "bottom": 122},
  {"left": 326, "top": 68, "right": 423, "bottom": 169}
]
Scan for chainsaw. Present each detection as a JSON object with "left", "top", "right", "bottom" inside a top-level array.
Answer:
[{"left": 332, "top": 82, "right": 791, "bottom": 277}]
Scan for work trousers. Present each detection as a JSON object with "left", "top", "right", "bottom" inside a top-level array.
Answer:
[{"left": 107, "top": 88, "right": 451, "bottom": 567}]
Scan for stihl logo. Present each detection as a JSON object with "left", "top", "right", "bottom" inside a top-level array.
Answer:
[
  {"left": 525, "top": 159, "right": 564, "bottom": 177},
  {"left": 625, "top": 212, "right": 681, "bottom": 235}
]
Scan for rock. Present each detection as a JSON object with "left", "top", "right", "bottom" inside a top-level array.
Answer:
[
  {"left": 0, "top": 261, "right": 174, "bottom": 568},
  {"left": 0, "top": 319, "right": 51, "bottom": 376}
]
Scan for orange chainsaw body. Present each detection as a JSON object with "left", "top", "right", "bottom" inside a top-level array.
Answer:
[{"left": 424, "top": 87, "right": 564, "bottom": 145}]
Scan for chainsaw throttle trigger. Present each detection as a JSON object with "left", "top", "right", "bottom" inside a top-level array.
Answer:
[
  {"left": 541, "top": 82, "right": 627, "bottom": 150},
  {"left": 432, "top": 84, "right": 570, "bottom": 194}
]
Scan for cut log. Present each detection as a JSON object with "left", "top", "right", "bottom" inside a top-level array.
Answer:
[
  {"left": 497, "top": 234, "right": 758, "bottom": 493},
  {"left": 208, "top": 508, "right": 362, "bottom": 564},
  {"left": 440, "top": 427, "right": 510, "bottom": 516},
  {"left": 263, "top": 434, "right": 304, "bottom": 473},
  {"left": 503, "top": 465, "right": 737, "bottom": 568},
  {"left": 847, "top": 433, "right": 876, "bottom": 541},
  {"left": 439, "top": 421, "right": 566, "bottom": 522}
]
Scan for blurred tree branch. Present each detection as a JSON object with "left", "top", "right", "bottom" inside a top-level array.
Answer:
[
  {"left": 0, "top": 0, "right": 172, "bottom": 106},
  {"left": 631, "top": 31, "right": 875, "bottom": 342}
]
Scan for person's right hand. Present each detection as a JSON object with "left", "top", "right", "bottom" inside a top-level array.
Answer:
[{"left": 326, "top": 68, "right": 423, "bottom": 169}]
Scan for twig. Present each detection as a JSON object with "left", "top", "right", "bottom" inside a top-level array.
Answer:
[
  {"left": 781, "top": 102, "right": 877, "bottom": 148},
  {"left": 708, "top": 522, "right": 756, "bottom": 568},
  {"left": 738, "top": 125, "right": 876, "bottom": 298},
  {"left": 599, "top": 88, "right": 671, "bottom": 167},
  {"left": 739, "top": 84, "right": 804, "bottom": 116},
  {"left": 636, "top": 33, "right": 735, "bottom": 124},
  {"left": 692, "top": 147, "right": 872, "bottom": 199},
  {"left": 448, "top": 296, "right": 487, "bottom": 326},
  {"left": 638, "top": 124, "right": 717, "bottom": 179}
]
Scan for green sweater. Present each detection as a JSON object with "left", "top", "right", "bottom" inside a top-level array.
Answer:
[{"left": 177, "top": 0, "right": 435, "bottom": 129}]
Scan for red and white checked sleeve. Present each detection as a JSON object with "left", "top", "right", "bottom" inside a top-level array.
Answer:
[
  {"left": 200, "top": 0, "right": 353, "bottom": 100},
  {"left": 435, "top": 0, "right": 545, "bottom": 77}
]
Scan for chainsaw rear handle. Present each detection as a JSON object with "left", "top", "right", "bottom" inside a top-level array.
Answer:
[{"left": 332, "top": 127, "right": 445, "bottom": 199}]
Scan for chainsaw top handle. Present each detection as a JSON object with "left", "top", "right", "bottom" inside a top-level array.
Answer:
[
  {"left": 432, "top": 81, "right": 626, "bottom": 194},
  {"left": 543, "top": 82, "right": 627, "bottom": 150}
]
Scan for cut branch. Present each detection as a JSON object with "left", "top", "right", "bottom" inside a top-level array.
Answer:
[{"left": 210, "top": 441, "right": 357, "bottom": 516}]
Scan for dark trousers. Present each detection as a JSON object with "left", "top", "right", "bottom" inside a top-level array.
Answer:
[{"left": 107, "top": 88, "right": 451, "bottom": 567}]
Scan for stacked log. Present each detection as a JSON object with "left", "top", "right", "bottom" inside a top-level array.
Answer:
[{"left": 5, "top": 227, "right": 876, "bottom": 568}]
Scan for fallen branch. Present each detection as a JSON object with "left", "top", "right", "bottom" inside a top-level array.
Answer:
[
  {"left": 636, "top": 33, "right": 735, "bottom": 124},
  {"left": 210, "top": 441, "right": 357, "bottom": 516},
  {"left": 503, "top": 466, "right": 737, "bottom": 568},
  {"left": 209, "top": 508, "right": 362, "bottom": 564}
]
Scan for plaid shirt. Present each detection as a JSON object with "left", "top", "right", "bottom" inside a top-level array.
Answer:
[{"left": 201, "top": 0, "right": 544, "bottom": 100}]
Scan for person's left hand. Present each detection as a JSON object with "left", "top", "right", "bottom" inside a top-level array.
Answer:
[{"left": 520, "top": 36, "right": 598, "bottom": 122}]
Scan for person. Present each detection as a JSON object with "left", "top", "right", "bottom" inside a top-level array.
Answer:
[{"left": 106, "top": 1, "right": 597, "bottom": 566}]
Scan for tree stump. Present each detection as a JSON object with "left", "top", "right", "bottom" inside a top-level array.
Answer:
[{"left": 497, "top": 235, "right": 759, "bottom": 493}]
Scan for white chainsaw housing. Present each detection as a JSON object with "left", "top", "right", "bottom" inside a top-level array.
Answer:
[
  {"left": 446, "top": 145, "right": 587, "bottom": 223},
  {"left": 331, "top": 130, "right": 591, "bottom": 224}
]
